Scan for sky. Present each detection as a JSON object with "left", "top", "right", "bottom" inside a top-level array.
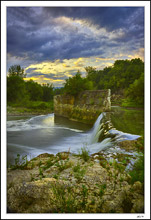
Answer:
[{"left": 7, "top": 6, "right": 144, "bottom": 87}]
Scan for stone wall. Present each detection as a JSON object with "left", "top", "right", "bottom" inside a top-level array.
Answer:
[{"left": 54, "top": 89, "right": 111, "bottom": 124}]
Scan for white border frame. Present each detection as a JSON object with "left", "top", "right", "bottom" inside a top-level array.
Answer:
[{"left": 1, "top": 1, "right": 150, "bottom": 219}]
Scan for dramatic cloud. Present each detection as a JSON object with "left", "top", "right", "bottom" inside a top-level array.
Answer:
[{"left": 7, "top": 6, "right": 144, "bottom": 86}]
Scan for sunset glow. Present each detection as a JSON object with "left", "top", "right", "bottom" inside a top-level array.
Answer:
[{"left": 7, "top": 6, "right": 144, "bottom": 86}]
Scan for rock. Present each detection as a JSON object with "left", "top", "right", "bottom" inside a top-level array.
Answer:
[
  {"left": 117, "top": 138, "right": 143, "bottom": 151},
  {"left": 131, "top": 198, "right": 144, "bottom": 213},
  {"left": 132, "top": 181, "right": 143, "bottom": 192},
  {"left": 7, "top": 153, "right": 144, "bottom": 213}
]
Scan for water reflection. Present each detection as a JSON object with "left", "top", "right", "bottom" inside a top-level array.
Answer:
[{"left": 110, "top": 107, "right": 144, "bottom": 136}]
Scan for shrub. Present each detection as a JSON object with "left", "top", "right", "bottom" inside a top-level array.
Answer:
[
  {"left": 79, "top": 146, "right": 90, "bottom": 162},
  {"left": 55, "top": 158, "right": 72, "bottom": 172},
  {"left": 10, "top": 154, "right": 29, "bottom": 170}
]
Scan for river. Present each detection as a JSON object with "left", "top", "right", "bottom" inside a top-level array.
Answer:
[{"left": 7, "top": 106, "right": 144, "bottom": 165}]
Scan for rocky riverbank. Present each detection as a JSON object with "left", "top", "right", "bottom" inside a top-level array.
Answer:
[{"left": 7, "top": 140, "right": 144, "bottom": 213}]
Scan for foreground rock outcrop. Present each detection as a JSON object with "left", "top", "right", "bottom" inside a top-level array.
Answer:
[{"left": 7, "top": 150, "right": 144, "bottom": 213}]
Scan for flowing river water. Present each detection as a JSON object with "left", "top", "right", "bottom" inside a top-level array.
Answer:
[{"left": 7, "top": 106, "right": 144, "bottom": 165}]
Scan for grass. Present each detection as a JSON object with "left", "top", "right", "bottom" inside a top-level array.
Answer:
[
  {"left": 78, "top": 146, "right": 90, "bottom": 162},
  {"left": 73, "top": 163, "right": 86, "bottom": 182},
  {"left": 121, "top": 98, "right": 144, "bottom": 108},
  {"left": 50, "top": 182, "right": 90, "bottom": 213},
  {"left": 55, "top": 158, "right": 72, "bottom": 172},
  {"left": 7, "top": 100, "right": 54, "bottom": 114},
  {"left": 9, "top": 154, "right": 29, "bottom": 170},
  {"left": 51, "top": 182, "right": 78, "bottom": 213}
]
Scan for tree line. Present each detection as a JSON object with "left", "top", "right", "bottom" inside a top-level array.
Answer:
[
  {"left": 7, "top": 65, "right": 54, "bottom": 105},
  {"left": 7, "top": 58, "right": 144, "bottom": 107},
  {"left": 62, "top": 58, "right": 144, "bottom": 105}
]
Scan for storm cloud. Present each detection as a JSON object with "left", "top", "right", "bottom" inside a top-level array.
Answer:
[{"left": 7, "top": 6, "right": 144, "bottom": 86}]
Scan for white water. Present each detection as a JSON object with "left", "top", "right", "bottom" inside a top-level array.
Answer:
[
  {"left": 88, "top": 112, "right": 105, "bottom": 144},
  {"left": 7, "top": 113, "right": 141, "bottom": 160},
  {"left": 7, "top": 114, "right": 83, "bottom": 133}
]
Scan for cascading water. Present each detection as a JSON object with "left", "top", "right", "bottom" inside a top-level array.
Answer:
[
  {"left": 7, "top": 112, "right": 141, "bottom": 162},
  {"left": 83, "top": 112, "right": 141, "bottom": 154},
  {"left": 88, "top": 113, "right": 105, "bottom": 144}
]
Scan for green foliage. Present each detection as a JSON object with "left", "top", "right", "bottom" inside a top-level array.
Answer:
[
  {"left": 64, "top": 71, "right": 93, "bottom": 96},
  {"left": 25, "top": 80, "right": 43, "bottom": 101},
  {"left": 8, "top": 65, "right": 26, "bottom": 78},
  {"left": 7, "top": 75, "right": 28, "bottom": 103},
  {"left": 53, "top": 87, "right": 64, "bottom": 95},
  {"left": 128, "top": 155, "right": 144, "bottom": 184},
  {"left": 63, "top": 58, "right": 144, "bottom": 106},
  {"left": 42, "top": 83, "right": 54, "bottom": 102},
  {"left": 125, "top": 72, "right": 144, "bottom": 105},
  {"left": 73, "top": 162, "right": 81, "bottom": 172},
  {"left": 121, "top": 98, "right": 143, "bottom": 108},
  {"left": 7, "top": 65, "right": 54, "bottom": 108},
  {"left": 98, "top": 184, "right": 107, "bottom": 198},
  {"left": 7, "top": 59, "right": 144, "bottom": 110},
  {"left": 43, "top": 159, "right": 54, "bottom": 170},
  {"left": 24, "top": 101, "right": 53, "bottom": 111},
  {"left": 51, "top": 183, "right": 78, "bottom": 213},
  {"left": 80, "top": 185, "right": 88, "bottom": 208},
  {"left": 30, "top": 173, "right": 36, "bottom": 182},
  {"left": 73, "top": 163, "right": 86, "bottom": 182},
  {"left": 10, "top": 154, "right": 28, "bottom": 170},
  {"left": 55, "top": 158, "right": 72, "bottom": 172},
  {"left": 78, "top": 146, "right": 90, "bottom": 162}
]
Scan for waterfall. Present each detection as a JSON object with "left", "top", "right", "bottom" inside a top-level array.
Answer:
[
  {"left": 88, "top": 113, "right": 105, "bottom": 144},
  {"left": 87, "top": 112, "right": 141, "bottom": 154}
]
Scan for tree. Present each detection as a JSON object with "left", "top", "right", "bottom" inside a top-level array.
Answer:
[
  {"left": 42, "top": 83, "right": 54, "bottom": 102},
  {"left": 125, "top": 72, "right": 144, "bottom": 104},
  {"left": 8, "top": 65, "right": 26, "bottom": 78},
  {"left": 64, "top": 71, "right": 93, "bottom": 96},
  {"left": 25, "top": 80, "right": 43, "bottom": 101},
  {"left": 7, "top": 75, "right": 27, "bottom": 103}
]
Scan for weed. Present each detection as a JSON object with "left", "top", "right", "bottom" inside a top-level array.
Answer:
[
  {"left": 30, "top": 173, "right": 35, "bottom": 181},
  {"left": 43, "top": 159, "right": 54, "bottom": 170},
  {"left": 80, "top": 185, "right": 88, "bottom": 208},
  {"left": 10, "top": 154, "right": 29, "bottom": 170},
  {"left": 99, "top": 189, "right": 104, "bottom": 197},
  {"left": 90, "top": 199, "right": 95, "bottom": 205},
  {"left": 79, "top": 146, "right": 90, "bottom": 162},
  {"left": 73, "top": 163, "right": 86, "bottom": 182},
  {"left": 53, "top": 174, "right": 59, "bottom": 179},
  {"left": 101, "top": 183, "right": 107, "bottom": 190},
  {"left": 100, "top": 160, "right": 107, "bottom": 168},
  {"left": 51, "top": 183, "right": 78, "bottom": 213},
  {"left": 38, "top": 167, "right": 45, "bottom": 179},
  {"left": 99, "top": 184, "right": 106, "bottom": 198},
  {"left": 73, "top": 162, "right": 81, "bottom": 172},
  {"left": 55, "top": 158, "right": 72, "bottom": 172},
  {"left": 38, "top": 160, "right": 42, "bottom": 167}
]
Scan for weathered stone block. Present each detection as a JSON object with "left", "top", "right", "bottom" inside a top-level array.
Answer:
[{"left": 54, "top": 90, "right": 111, "bottom": 124}]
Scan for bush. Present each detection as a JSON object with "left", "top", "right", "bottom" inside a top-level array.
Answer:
[
  {"left": 79, "top": 146, "right": 90, "bottom": 162},
  {"left": 125, "top": 72, "right": 144, "bottom": 105}
]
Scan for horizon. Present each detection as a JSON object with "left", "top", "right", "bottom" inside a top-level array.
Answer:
[{"left": 7, "top": 6, "right": 144, "bottom": 87}]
